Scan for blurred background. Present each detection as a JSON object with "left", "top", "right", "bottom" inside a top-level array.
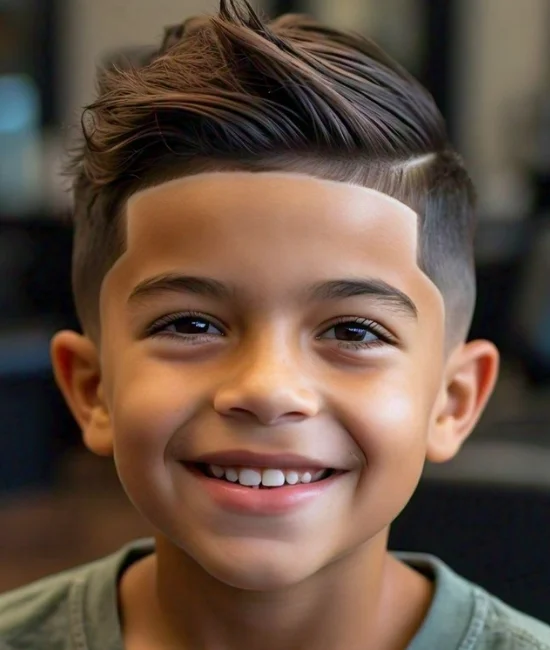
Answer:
[{"left": 1, "top": 0, "right": 550, "bottom": 623}]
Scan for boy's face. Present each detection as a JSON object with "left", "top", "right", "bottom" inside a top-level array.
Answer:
[{"left": 54, "top": 172, "right": 498, "bottom": 590}]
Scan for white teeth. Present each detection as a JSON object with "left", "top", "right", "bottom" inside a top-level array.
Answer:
[
  {"left": 211, "top": 465, "right": 225, "bottom": 479},
  {"left": 225, "top": 468, "right": 239, "bottom": 483},
  {"left": 238, "top": 468, "right": 262, "bottom": 486},
  {"left": 206, "top": 465, "right": 330, "bottom": 487},
  {"left": 262, "top": 469, "right": 286, "bottom": 487},
  {"left": 285, "top": 470, "right": 299, "bottom": 485}
]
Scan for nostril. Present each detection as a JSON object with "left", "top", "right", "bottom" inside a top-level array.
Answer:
[
  {"left": 229, "top": 407, "right": 252, "bottom": 416},
  {"left": 225, "top": 408, "right": 308, "bottom": 426},
  {"left": 214, "top": 384, "right": 320, "bottom": 424}
]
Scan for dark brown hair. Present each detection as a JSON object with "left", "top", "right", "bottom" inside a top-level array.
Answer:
[{"left": 70, "top": 0, "right": 476, "bottom": 343}]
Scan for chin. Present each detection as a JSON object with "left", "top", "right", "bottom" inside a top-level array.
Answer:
[
  {"left": 205, "top": 560, "right": 312, "bottom": 592},
  {"left": 195, "top": 539, "right": 322, "bottom": 591}
]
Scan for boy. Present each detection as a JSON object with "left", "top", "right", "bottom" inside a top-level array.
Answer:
[{"left": 1, "top": 1, "right": 549, "bottom": 648}]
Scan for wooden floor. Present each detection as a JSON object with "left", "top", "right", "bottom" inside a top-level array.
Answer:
[{"left": 0, "top": 453, "right": 151, "bottom": 593}]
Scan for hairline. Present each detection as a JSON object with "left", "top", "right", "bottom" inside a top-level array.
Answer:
[{"left": 127, "top": 169, "right": 421, "bottom": 220}]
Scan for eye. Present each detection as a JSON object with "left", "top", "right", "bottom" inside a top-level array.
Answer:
[
  {"left": 317, "top": 318, "right": 394, "bottom": 349},
  {"left": 146, "top": 312, "right": 225, "bottom": 340}
]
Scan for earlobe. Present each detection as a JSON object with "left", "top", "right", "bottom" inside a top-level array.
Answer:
[
  {"left": 426, "top": 339, "right": 500, "bottom": 464},
  {"left": 50, "top": 330, "right": 114, "bottom": 457}
]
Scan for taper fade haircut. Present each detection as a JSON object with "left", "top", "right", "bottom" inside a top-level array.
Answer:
[{"left": 70, "top": 0, "right": 477, "bottom": 344}]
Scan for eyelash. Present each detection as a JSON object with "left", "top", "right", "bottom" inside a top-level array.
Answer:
[
  {"left": 320, "top": 316, "right": 396, "bottom": 350},
  {"left": 145, "top": 312, "right": 396, "bottom": 350},
  {"left": 145, "top": 311, "right": 225, "bottom": 343}
]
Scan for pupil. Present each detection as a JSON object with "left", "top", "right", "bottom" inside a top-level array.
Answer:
[
  {"left": 176, "top": 318, "right": 208, "bottom": 334},
  {"left": 335, "top": 324, "right": 365, "bottom": 342}
]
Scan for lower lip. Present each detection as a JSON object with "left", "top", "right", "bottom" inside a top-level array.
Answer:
[{"left": 184, "top": 465, "right": 342, "bottom": 515}]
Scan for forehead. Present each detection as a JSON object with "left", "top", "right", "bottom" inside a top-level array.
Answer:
[
  {"left": 127, "top": 172, "right": 419, "bottom": 240},
  {"left": 127, "top": 171, "right": 418, "bottom": 221},
  {"left": 106, "top": 172, "right": 442, "bottom": 320},
  {"left": 124, "top": 171, "right": 419, "bottom": 267}
]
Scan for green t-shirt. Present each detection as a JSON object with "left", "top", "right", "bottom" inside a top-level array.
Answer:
[{"left": 0, "top": 539, "right": 549, "bottom": 649}]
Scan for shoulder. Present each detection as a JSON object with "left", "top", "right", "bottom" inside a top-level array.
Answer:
[
  {"left": 0, "top": 539, "right": 154, "bottom": 650},
  {"left": 396, "top": 552, "right": 550, "bottom": 650},
  {"left": 479, "top": 588, "right": 550, "bottom": 650},
  {"left": 0, "top": 561, "right": 92, "bottom": 649}
]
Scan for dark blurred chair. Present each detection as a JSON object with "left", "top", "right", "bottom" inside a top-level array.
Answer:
[
  {"left": 0, "top": 216, "right": 77, "bottom": 494},
  {"left": 390, "top": 478, "right": 550, "bottom": 624}
]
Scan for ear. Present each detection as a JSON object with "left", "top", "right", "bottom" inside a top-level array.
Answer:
[
  {"left": 427, "top": 339, "right": 499, "bottom": 463},
  {"left": 50, "top": 330, "right": 114, "bottom": 457}
]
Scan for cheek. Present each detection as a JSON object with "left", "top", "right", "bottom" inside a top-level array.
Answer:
[
  {"left": 107, "top": 352, "right": 205, "bottom": 459},
  {"left": 337, "top": 369, "right": 436, "bottom": 468},
  {"left": 341, "top": 371, "right": 440, "bottom": 534}
]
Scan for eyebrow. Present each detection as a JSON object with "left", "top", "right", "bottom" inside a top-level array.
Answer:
[
  {"left": 128, "top": 274, "right": 417, "bottom": 319},
  {"left": 128, "top": 273, "right": 232, "bottom": 304},
  {"left": 309, "top": 279, "right": 418, "bottom": 319}
]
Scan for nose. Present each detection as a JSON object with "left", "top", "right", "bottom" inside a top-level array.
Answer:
[{"left": 213, "top": 341, "right": 321, "bottom": 426}]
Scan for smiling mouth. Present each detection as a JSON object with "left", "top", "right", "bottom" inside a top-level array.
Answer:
[{"left": 192, "top": 463, "right": 336, "bottom": 489}]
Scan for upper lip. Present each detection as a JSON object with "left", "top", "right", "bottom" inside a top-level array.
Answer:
[{"left": 189, "top": 450, "right": 336, "bottom": 470}]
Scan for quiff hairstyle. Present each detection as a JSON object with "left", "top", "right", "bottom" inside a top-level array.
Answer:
[{"left": 70, "top": 0, "right": 476, "bottom": 343}]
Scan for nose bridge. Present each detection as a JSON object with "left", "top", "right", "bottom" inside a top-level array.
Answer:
[
  {"left": 213, "top": 323, "right": 319, "bottom": 424},
  {"left": 240, "top": 324, "right": 296, "bottom": 380}
]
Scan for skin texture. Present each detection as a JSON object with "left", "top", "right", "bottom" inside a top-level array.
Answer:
[{"left": 52, "top": 172, "right": 499, "bottom": 650}]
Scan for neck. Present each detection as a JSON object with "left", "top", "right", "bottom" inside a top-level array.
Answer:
[{"left": 120, "top": 532, "right": 433, "bottom": 650}]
